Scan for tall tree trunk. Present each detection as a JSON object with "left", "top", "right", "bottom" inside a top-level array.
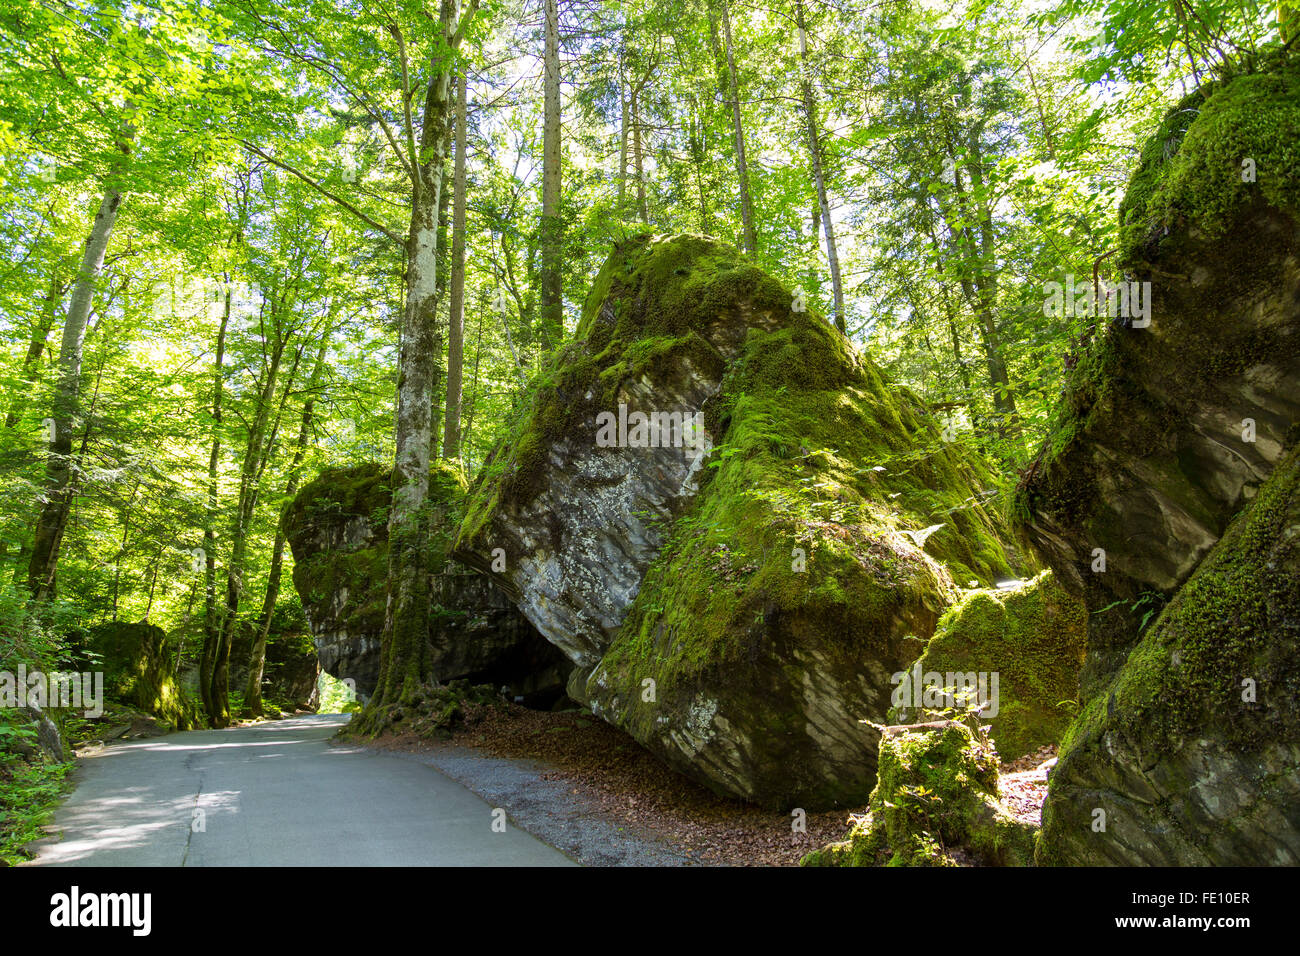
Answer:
[
  {"left": 795, "top": 0, "right": 845, "bottom": 333},
  {"left": 631, "top": 86, "right": 648, "bottom": 223},
  {"left": 444, "top": 70, "right": 468, "bottom": 462},
  {"left": 945, "top": 132, "right": 1022, "bottom": 450},
  {"left": 207, "top": 321, "right": 289, "bottom": 728},
  {"left": 715, "top": 0, "right": 756, "bottom": 255},
  {"left": 367, "top": 0, "right": 476, "bottom": 721},
  {"left": 430, "top": 121, "right": 454, "bottom": 459},
  {"left": 538, "top": 0, "right": 563, "bottom": 347},
  {"left": 617, "top": 65, "right": 629, "bottom": 214},
  {"left": 199, "top": 293, "right": 229, "bottom": 721},
  {"left": 244, "top": 323, "right": 332, "bottom": 717},
  {"left": 27, "top": 187, "right": 123, "bottom": 601},
  {"left": 685, "top": 93, "right": 712, "bottom": 235}
]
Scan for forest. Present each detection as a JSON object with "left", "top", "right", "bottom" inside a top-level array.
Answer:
[{"left": 1, "top": 0, "right": 1298, "bottom": 872}]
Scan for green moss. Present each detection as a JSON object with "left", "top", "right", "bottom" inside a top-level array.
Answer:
[
  {"left": 1071, "top": 443, "right": 1300, "bottom": 757},
  {"left": 1037, "top": 443, "right": 1300, "bottom": 865},
  {"left": 899, "top": 571, "right": 1087, "bottom": 760},
  {"left": 83, "top": 622, "right": 198, "bottom": 731},
  {"left": 801, "top": 721, "right": 1037, "bottom": 867},
  {"left": 285, "top": 461, "right": 470, "bottom": 646},
  {"left": 1120, "top": 49, "right": 1300, "bottom": 269},
  {"left": 489, "top": 234, "right": 1024, "bottom": 807}
]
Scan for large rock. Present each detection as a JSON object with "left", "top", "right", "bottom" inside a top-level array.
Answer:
[
  {"left": 282, "top": 462, "right": 567, "bottom": 704},
  {"left": 893, "top": 570, "right": 1086, "bottom": 761},
  {"left": 1015, "top": 55, "right": 1300, "bottom": 698},
  {"left": 1020, "top": 54, "right": 1300, "bottom": 864},
  {"left": 456, "top": 233, "right": 1020, "bottom": 808},
  {"left": 801, "top": 720, "right": 1037, "bottom": 867},
  {"left": 83, "top": 621, "right": 198, "bottom": 730},
  {"left": 1038, "top": 443, "right": 1300, "bottom": 865}
]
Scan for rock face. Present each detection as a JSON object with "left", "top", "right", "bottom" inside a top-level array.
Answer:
[
  {"left": 1015, "top": 56, "right": 1300, "bottom": 698},
  {"left": 893, "top": 571, "right": 1086, "bottom": 761},
  {"left": 457, "top": 233, "right": 1019, "bottom": 808},
  {"left": 1020, "top": 55, "right": 1300, "bottom": 865},
  {"left": 1039, "top": 444, "right": 1300, "bottom": 865},
  {"left": 801, "top": 720, "right": 1037, "bottom": 867},
  {"left": 282, "top": 462, "right": 566, "bottom": 703},
  {"left": 83, "top": 621, "right": 197, "bottom": 730}
]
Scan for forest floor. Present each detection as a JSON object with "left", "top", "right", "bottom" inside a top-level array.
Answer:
[{"left": 369, "top": 701, "right": 1055, "bottom": 866}]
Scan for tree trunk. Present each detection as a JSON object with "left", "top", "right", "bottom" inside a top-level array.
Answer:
[
  {"left": 631, "top": 86, "right": 648, "bottom": 223},
  {"left": 430, "top": 126, "right": 453, "bottom": 459},
  {"left": 795, "top": 0, "right": 845, "bottom": 333},
  {"left": 716, "top": 0, "right": 756, "bottom": 255},
  {"left": 244, "top": 323, "right": 332, "bottom": 717},
  {"left": 207, "top": 320, "right": 289, "bottom": 728},
  {"left": 538, "top": 0, "right": 563, "bottom": 347},
  {"left": 367, "top": 0, "right": 473, "bottom": 721},
  {"left": 618, "top": 65, "right": 629, "bottom": 214},
  {"left": 26, "top": 187, "right": 123, "bottom": 601},
  {"left": 685, "top": 93, "right": 712, "bottom": 235},
  {"left": 444, "top": 70, "right": 469, "bottom": 462},
  {"left": 199, "top": 291, "right": 230, "bottom": 722}
]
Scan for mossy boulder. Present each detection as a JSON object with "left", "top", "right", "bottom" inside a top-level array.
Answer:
[
  {"left": 893, "top": 570, "right": 1086, "bottom": 761},
  {"left": 282, "top": 462, "right": 566, "bottom": 703},
  {"left": 1038, "top": 442, "right": 1300, "bottom": 865},
  {"left": 83, "top": 622, "right": 198, "bottom": 730},
  {"left": 801, "top": 720, "right": 1036, "bottom": 867},
  {"left": 1016, "top": 52, "right": 1300, "bottom": 700},
  {"left": 1021, "top": 53, "right": 1300, "bottom": 865},
  {"left": 457, "top": 233, "right": 1020, "bottom": 808}
]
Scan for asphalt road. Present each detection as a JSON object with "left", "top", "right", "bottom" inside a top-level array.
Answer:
[{"left": 28, "top": 714, "right": 574, "bottom": 867}]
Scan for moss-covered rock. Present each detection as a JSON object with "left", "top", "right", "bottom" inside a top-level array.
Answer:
[
  {"left": 1016, "top": 52, "right": 1300, "bottom": 700},
  {"left": 1038, "top": 442, "right": 1300, "bottom": 865},
  {"left": 457, "top": 233, "right": 1021, "bottom": 808},
  {"left": 1119, "top": 47, "right": 1300, "bottom": 270},
  {"left": 1021, "top": 52, "right": 1300, "bottom": 865},
  {"left": 282, "top": 462, "right": 567, "bottom": 703},
  {"left": 83, "top": 622, "right": 198, "bottom": 731},
  {"left": 800, "top": 720, "right": 1036, "bottom": 867},
  {"left": 894, "top": 571, "right": 1086, "bottom": 760}
]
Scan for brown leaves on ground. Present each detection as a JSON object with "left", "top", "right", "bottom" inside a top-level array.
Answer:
[
  {"left": 389, "top": 699, "right": 851, "bottom": 866},
  {"left": 997, "top": 744, "right": 1056, "bottom": 827}
]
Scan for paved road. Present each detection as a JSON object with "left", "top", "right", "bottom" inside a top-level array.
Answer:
[{"left": 28, "top": 714, "right": 574, "bottom": 866}]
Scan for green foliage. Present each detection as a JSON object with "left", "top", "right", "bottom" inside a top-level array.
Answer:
[{"left": 0, "top": 747, "right": 71, "bottom": 866}]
